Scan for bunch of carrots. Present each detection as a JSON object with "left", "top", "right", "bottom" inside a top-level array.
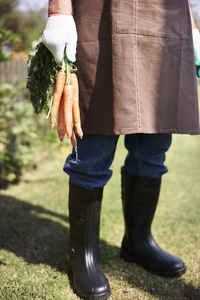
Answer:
[{"left": 50, "top": 60, "right": 83, "bottom": 149}]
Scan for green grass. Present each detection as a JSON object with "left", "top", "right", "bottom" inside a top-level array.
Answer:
[{"left": 0, "top": 133, "right": 200, "bottom": 300}]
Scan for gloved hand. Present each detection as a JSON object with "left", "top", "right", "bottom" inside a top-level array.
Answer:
[
  {"left": 42, "top": 15, "right": 77, "bottom": 64},
  {"left": 192, "top": 28, "right": 200, "bottom": 77}
]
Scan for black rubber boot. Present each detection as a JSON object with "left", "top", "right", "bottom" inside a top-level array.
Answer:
[
  {"left": 69, "top": 185, "right": 111, "bottom": 300},
  {"left": 120, "top": 170, "right": 186, "bottom": 277}
]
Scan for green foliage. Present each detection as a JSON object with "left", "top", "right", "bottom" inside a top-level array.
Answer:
[
  {"left": 0, "top": 0, "right": 47, "bottom": 52},
  {"left": 0, "top": 27, "right": 41, "bottom": 186},
  {"left": 0, "top": 0, "right": 18, "bottom": 30},
  {"left": 0, "top": 0, "right": 18, "bottom": 18},
  {"left": 0, "top": 28, "right": 21, "bottom": 62},
  {"left": 27, "top": 42, "right": 60, "bottom": 114},
  {"left": 0, "top": 83, "right": 38, "bottom": 185}
]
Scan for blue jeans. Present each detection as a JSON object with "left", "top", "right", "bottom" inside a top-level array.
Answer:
[{"left": 63, "top": 134, "right": 172, "bottom": 190}]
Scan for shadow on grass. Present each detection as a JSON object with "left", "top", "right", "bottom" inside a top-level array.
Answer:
[
  {"left": 0, "top": 195, "right": 199, "bottom": 300},
  {"left": 0, "top": 195, "right": 70, "bottom": 272}
]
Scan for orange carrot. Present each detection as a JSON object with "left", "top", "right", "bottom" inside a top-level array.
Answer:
[
  {"left": 63, "top": 84, "right": 74, "bottom": 138},
  {"left": 50, "top": 71, "right": 66, "bottom": 130},
  {"left": 71, "top": 131, "right": 77, "bottom": 149},
  {"left": 57, "top": 93, "right": 66, "bottom": 141},
  {"left": 70, "top": 73, "right": 83, "bottom": 138}
]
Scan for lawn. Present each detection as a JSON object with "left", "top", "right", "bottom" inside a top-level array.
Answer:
[{"left": 0, "top": 132, "right": 200, "bottom": 300}]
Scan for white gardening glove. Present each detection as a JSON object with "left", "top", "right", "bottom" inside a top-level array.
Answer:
[
  {"left": 192, "top": 28, "right": 200, "bottom": 77},
  {"left": 42, "top": 15, "right": 77, "bottom": 64}
]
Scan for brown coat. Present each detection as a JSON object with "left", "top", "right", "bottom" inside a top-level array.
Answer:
[{"left": 73, "top": 0, "right": 200, "bottom": 135}]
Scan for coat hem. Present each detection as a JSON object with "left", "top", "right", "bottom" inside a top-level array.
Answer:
[{"left": 82, "top": 127, "right": 200, "bottom": 136}]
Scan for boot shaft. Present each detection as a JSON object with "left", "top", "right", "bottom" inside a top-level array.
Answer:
[
  {"left": 121, "top": 171, "right": 161, "bottom": 239},
  {"left": 69, "top": 185, "right": 103, "bottom": 268}
]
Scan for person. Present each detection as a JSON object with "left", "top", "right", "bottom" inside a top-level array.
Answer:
[{"left": 42, "top": 1, "right": 200, "bottom": 299}]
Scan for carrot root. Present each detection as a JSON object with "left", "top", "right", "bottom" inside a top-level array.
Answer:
[
  {"left": 71, "top": 131, "right": 77, "bottom": 149},
  {"left": 63, "top": 84, "right": 74, "bottom": 139},
  {"left": 57, "top": 93, "right": 66, "bottom": 141},
  {"left": 50, "top": 71, "right": 66, "bottom": 130},
  {"left": 72, "top": 100, "right": 83, "bottom": 138},
  {"left": 70, "top": 73, "right": 83, "bottom": 138}
]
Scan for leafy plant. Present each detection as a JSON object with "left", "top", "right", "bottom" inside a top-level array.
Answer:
[
  {"left": 0, "top": 83, "right": 38, "bottom": 186},
  {"left": 0, "top": 29, "right": 40, "bottom": 188}
]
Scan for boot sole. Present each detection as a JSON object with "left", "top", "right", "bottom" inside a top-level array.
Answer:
[
  {"left": 76, "top": 290, "right": 111, "bottom": 300},
  {"left": 120, "top": 249, "right": 187, "bottom": 278}
]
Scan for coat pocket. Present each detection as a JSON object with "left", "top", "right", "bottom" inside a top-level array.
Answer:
[{"left": 116, "top": 0, "right": 188, "bottom": 40}]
